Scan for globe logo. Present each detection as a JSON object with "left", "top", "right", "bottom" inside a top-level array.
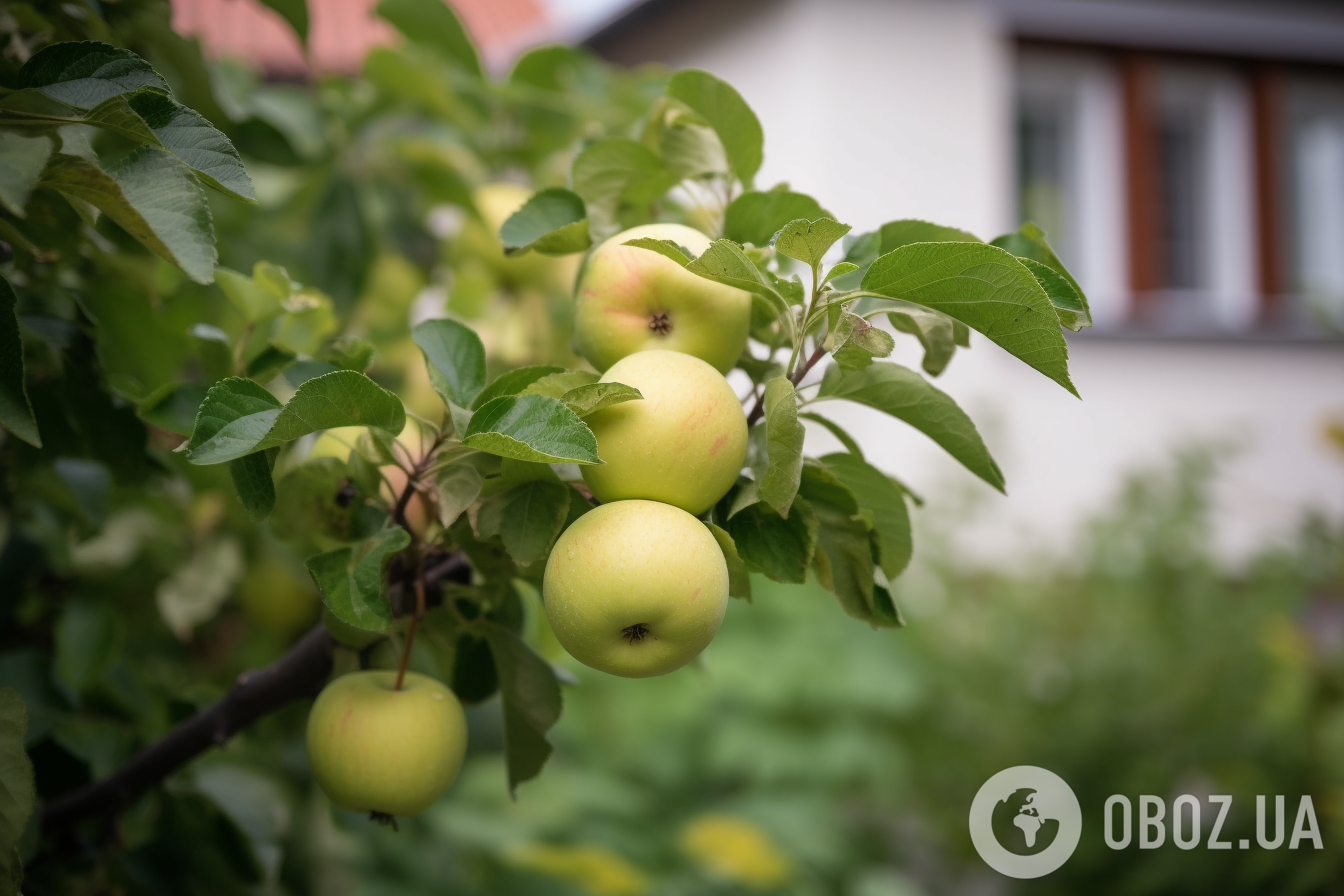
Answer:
[
  {"left": 992, "top": 788, "right": 1060, "bottom": 855},
  {"left": 969, "top": 767, "right": 1082, "bottom": 879}
]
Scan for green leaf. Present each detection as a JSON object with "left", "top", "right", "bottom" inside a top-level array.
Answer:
[
  {"left": 773, "top": 217, "right": 852, "bottom": 268},
  {"left": 822, "top": 261, "right": 859, "bottom": 285},
  {"left": 1018, "top": 257, "right": 1091, "bottom": 332},
  {"left": 259, "top": 0, "right": 308, "bottom": 42},
  {"left": 666, "top": 69, "right": 763, "bottom": 186},
  {"left": 647, "top": 100, "right": 728, "bottom": 181},
  {"left": 0, "top": 277, "right": 40, "bottom": 448},
  {"left": 482, "top": 624, "right": 562, "bottom": 795},
  {"left": 17, "top": 41, "right": 168, "bottom": 108},
  {"left": 0, "top": 689, "right": 34, "bottom": 896},
  {"left": 879, "top": 219, "right": 980, "bottom": 252},
  {"left": 521, "top": 370, "right": 598, "bottom": 399},
  {"left": 861, "top": 242, "right": 1077, "bottom": 396},
  {"left": 215, "top": 263, "right": 286, "bottom": 323},
  {"left": 797, "top": 464, "right": 888, "bottom": 625},
  {"left": 723, "top": 190, "right": 827, "bottom": 247},
  {"left": 53, "top": 599, "right": 118, "bottom": 696},
  {"left": 723, "top": 499, "right": 818, "bottom": 584},
  {"left": 0, "top": 132, "right": 53, "bottom": 217},
  {"left": 559, "top": 382, "right": 642, "bottom": 417},
  {"left": 499, "top": 187, "right": 591, "bottom": 257},
  {"left": 185, "top": 371, "right": 405, "bottom": 465},
  {"left": 755, "top": 377, "right": 804, "bottom": 515},
  {"left": 433, "top": 461, "right": 483, "bottom": 528},
  {"left": 621, "top": 237, "right": 692, "bottom": 264},
  {"left": 463, "top": 394, "right": 601, "bottom": 465},
  {"left": 821, "top": 453, "right": 912, "bottom": 579},
  {"left": 38, "top": 148, "right": 217, "bottom": 284},
  {"left": 323, "top": 336, "right": 376, "bottom": 372},
  {"left": 471, "top": 366, "right": 566, "bottom": 410},
  {"left": 832, "top": 311, "right": 895, "bottom": 369},
  {"left": 229, "top": 450, "right": 276, "bottom": 522},
  {"left": 990, "top": 222, "right": 1091, "bottom": 329},
  {"left": 798, "top": 411, "right": 864, "bottom": 459},
  {"left": 880, "top": 301, "right": 961, "bottom": 376},
  {"left": 570, "top": 137, "right": 677, "bottom": 234},
  {"left": 376, "top": 0, "right": 482, "bottom": 77},
  {"left": 119, "top": 89, "right": 255, "bottom": 202},
  {"left": 411, "top": 318, "right": 486, "bottom": 409},
  {"left": 687, "top": 239, "right": 783, "bottom": 302},
  {"left": 832, "top": 220, "right": 981, "bottom": 289},
  {"left": 476, "top": 479, "right": 570, "bottom": 565},
  {"left": 707, "top": 523, "right": 751, "bottom": 600},
  {"left": 817, "top": 361, "right": 1005, "bottom": 492},
  {"left": 306, "top": 527, "right": 409, "bottom": 632}
]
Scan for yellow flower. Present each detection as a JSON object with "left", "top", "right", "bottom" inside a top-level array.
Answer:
[
  {"left": 507, "top": 842, "right": 649, "bottom": 896},
  {"left": 680, "top": 814, "right": 792, "bottom": 889}
]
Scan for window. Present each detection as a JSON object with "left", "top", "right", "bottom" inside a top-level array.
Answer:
[
  {"left": 1287, "top": 74, "right": 1344, "bottom": 329},
  {"left": 1015, "top": 45, "right": 1343, "bottom": 337}
]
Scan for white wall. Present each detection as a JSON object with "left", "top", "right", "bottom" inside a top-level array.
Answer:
[{"left": 597, "top": 0, "right": 1344, "bottom": 563}]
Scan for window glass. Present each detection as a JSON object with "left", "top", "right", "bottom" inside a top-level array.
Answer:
[{"left": 1288, "top": 75, "right": 1344, "bottom": 328}]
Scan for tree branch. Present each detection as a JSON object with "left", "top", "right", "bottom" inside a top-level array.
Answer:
[
  {"left": 41, "top": 551, "right": 472, "bottom": 834},
  {"left": 41, "top": 623, "right": 335, "bottom": 833},
  {"left": 745, "top": 343, "right": 828, "bottom": 426}
]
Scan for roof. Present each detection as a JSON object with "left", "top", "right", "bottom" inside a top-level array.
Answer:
[{"left": 170, "top": 0, "right": 551, "bottom": 76}]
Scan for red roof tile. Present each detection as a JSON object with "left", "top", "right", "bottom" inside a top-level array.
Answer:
[{"left": 171, "top": 0, "right": 550, "bottom": 76}]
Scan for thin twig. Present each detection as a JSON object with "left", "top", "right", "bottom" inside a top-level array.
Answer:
[
  {"left": 393, "top": 560, "right": 427, "bottom": 691},
  {"left": 745, "top": 343, "right": 828, "bottom": 426}
]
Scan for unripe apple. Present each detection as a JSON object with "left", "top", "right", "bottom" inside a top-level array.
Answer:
[
  {"left": 543, "top": 500, "right": 729, "bottom": 678},
  {"left": 574, "top": 223, "right": 751, "bottom": 374},
  {"left": 306, "top": 670, "right": 467, "bottom": 817},
  {"left": 236, "top": 553, "right": 319, "bottom": 637},
  {"left": 582, "top": 350, "right": 747, "bottom": 515}
]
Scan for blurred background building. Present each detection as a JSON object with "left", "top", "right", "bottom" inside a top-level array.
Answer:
[{"left": 171, "top": 0, "right": 1344, "bottom": 563}]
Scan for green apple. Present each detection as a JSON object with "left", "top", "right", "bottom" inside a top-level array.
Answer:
[
  {"left": 236, "top": 553, "right": 319, "bottom": 637},
  {"left": 306, "top": 670, "right": 467, "bottom": 817},
  {"left": 543, "top": 500, "right": 729, "bottom": 678},
  {"left": 574, "top": 223, "right": 751, "bottom": 374},
  {"left": 582, "top": 350, "right": 747, "bottom": 515}
]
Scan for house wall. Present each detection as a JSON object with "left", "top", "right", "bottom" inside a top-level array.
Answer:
[{"left": 591, "top": 0, "right": 1344, "bottom": 565}]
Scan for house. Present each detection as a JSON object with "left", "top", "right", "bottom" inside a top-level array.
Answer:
[{"left": 584, "top": 0, "right": 1344, "bottom": 565}]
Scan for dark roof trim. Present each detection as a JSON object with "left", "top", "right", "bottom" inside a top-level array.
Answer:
[{"left": 993, "top": 0, "right": 1344, "bottom": 65}]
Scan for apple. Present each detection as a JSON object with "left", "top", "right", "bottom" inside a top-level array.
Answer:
[
  {"left": 306, "top": 670, "right": 467, "bottom": 818},
  {"left": 543, "top": 500, "right": 729, "bottom": 678},
  {"left": 574, "top": 223, "right": 752, "bottom": 374},
  {"left": 582, "top": 350, "right": 747, "bottom": 516},
  {"left": 236, "top": 553, "right": 319, "bottom": 637}
]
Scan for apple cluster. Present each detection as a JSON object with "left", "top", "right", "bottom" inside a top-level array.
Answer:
[
  {"left": 543, "top": 224, "right": 753, "bottom": 678},
  {"left": 304, "top": 223, "right": 752, "bottom": 822}
]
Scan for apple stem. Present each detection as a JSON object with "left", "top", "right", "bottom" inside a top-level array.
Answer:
[{"left": 393, "top": 560, "right": 428, "bottom": 692}]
